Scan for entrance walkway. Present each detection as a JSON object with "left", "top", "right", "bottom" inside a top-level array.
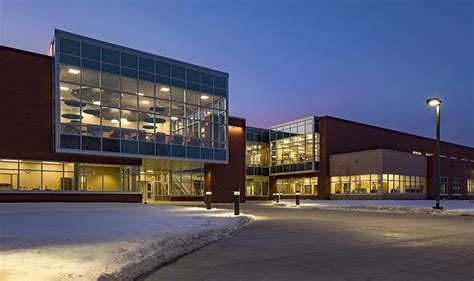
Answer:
[{"left": 140, "top": 202, "right": 474, "bottom": 281}]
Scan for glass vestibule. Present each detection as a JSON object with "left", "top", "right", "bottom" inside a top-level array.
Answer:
[
  {"left": 276, "top": 177, "right": 318, "bottom": 195},
  {"left": 140, "top": 165, "right": 205, "bottom": 200},
  {"left": 246, "top": 176, "right": 269, "bottom": 196},
  {"left": 0, "top": 159, "right": 139, "bottom": 192}
]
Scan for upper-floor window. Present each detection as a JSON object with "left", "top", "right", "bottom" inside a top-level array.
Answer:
[{"left": 269, "top": 117, "right": 320, "bottom": 174}]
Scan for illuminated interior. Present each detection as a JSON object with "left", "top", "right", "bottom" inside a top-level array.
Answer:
[
  {"left": 56, "top": 35, "right": 228, "bottom": 161},
  {"left": 330, "top": 174, "right": 427, "bottom": 194},
  {"left": 275, "top": 177, "right": 318, "bottom": 195},
  {"left": 245, "top": 127, "right": 270, "bottom": 196},
  {"left": 270, "top": 117, "right": 320, "bottom": 174},
  {"left": 0, "top": 158, "right": 205, "bottom": 198},
  {"left": 0, "top": 159, "right": 138, "bottom": 192}
]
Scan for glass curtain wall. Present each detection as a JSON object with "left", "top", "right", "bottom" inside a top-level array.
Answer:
[
  {"left": 270, "top": 117, "right": 320, "bottom": 174},
  {"left": 0, "top": 159, "right": 139, "bottom": 192},
  {"left": 275, "top": 177, "right": 318, "bottom": 195},
  {"left": 245, "top": 127, "right": 270, "bottom": 196},
  {"left": 55, "top": 34, "right": 228, "bottom": 161},
  {"left": 330, "top": 174, "right": 427, "bottom": 194}
]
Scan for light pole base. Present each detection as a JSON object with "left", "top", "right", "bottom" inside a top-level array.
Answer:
[{"left": 432, "top": 200, "right": 443, "bottom": 210}]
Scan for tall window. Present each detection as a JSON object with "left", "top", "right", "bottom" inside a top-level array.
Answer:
[
  {"left": 440, "top": 177, "right": 448, "bottom": 194},
  {"left": 452, "top": 178, "right": 462, "bottom": 195},
  {"left": 468, "top": 179, "right": 474, "bottom": 194}
]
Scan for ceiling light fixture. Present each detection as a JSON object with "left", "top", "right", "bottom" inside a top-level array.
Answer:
[
  {"left": 141, "top": 100, "right": 150, "bottom": 104},
  {"left": 200, "top": 95, "right": 210, "bottom": 100},
  {"left": 160, "top": 87, "right": 170, "bottom": 92},
  {"left": 92, "top": 101, "right": 101, "bottom": 105},
  {"left": 68, "top": 68, "right": 80, "bottom": 75},
  {"left": 60, "top": 86, "right": 69, "bottom": 91}
]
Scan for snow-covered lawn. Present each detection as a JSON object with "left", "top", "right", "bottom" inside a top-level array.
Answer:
[
  {"left": 275, "top": 200, "right": 474, "bottom": 216},
  {"left": 0, "top": 203, "right": 253, "bottom": 280}
]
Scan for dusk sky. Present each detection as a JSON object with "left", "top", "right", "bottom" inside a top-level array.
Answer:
[{"left": 1, "top": 0, "right": 473, "bottom": 146}]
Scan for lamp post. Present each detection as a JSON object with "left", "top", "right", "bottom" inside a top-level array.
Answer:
[{"left": 426, "top": 97, "right": 443, "bottom": 210}]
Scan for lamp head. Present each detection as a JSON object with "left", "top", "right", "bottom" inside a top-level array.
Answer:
[{"left": 426, "top": 97, "right": 441, "bottom": 107}]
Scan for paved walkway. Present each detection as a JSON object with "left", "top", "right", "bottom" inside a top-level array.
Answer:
[{"left": 140, "top": 202, "right": 474, "bottom": 281}]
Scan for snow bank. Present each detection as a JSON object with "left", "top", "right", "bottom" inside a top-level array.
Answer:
[
  {"left": 0, "top": 203, "right": 253, "bottom": 280},
  {"left": 274, "top": 200, "right": 474, "bottom": 216}
]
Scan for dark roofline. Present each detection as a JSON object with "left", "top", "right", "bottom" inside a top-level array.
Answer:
[
  {"left": 246, "top": 126, "right": 269, "bottom": 131},
  {"left": 320, "top": 115, "right": 473, "bottom": 150},
  {"left": 0, "top": 45, "right": 51, "bottom": 59},
  {"left": 54, "top": 29, "right": 229, "bottom": 77}
]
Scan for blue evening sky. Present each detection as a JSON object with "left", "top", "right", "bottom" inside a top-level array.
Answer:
[{"left": 1, "top": 0, "right": 473, "bottom": 146}]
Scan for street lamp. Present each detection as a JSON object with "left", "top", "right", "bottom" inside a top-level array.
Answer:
[{"left": 426, "top": 97, "right": 443, "bottom": 210}]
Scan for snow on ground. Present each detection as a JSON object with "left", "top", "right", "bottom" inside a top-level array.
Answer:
[
  {"left": 274, "top": 199, "right": 474, "bottom": 216},
  {"left": 0, "top": 203, "right": 253, "bottom": 281}
]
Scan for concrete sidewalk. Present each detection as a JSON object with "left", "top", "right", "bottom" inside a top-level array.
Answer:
[{"left": 140, "top": 202, "right": 474, "bottom": 281}]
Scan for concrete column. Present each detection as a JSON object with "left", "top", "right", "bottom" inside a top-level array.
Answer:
[
  {"left": 131, "top": 166, "right": 139, "bottom": 192},
  {"left": 73, "top": 163, "right": 80, "bottom": 191}
]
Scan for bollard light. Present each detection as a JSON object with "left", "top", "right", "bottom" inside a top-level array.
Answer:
[
  {"left": 234, "top": 189, "right": 240, "bottom": 215},
  {"left": 205, "top": 191, "right": 212, "bottom": 210},
  {"left": 295, "top": 191, "right": 301, "bottom": 206}
]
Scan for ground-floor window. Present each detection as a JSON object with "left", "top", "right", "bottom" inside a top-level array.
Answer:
[
  {"left": 330, "top": 174, "right": 426, "bottom": 194},
  {"left": 468, "top": 179, "right": 474, "bottom": 194},
  {"left": 0, "top": 159, "right": 139, "bottom": 192},
  {"left": 440, "top": 177, "right": 448, "bottom": 194},
  {"left": 331, "top": 174, "right": 379, "bottom": 194},
  {"left": 452, "top": 178, "right": 462, "bottom": 195},
  {"left": 246, "top": 176, "right": 269, "bottom": 196},
  {"left": 276, "top": 177, "right": 317, "bottom": 195}
]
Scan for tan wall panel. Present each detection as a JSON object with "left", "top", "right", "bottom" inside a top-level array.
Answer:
[
  {"left": 330, "top": 149, "right": 383, "bottom": 176},
  {"left": 382, "top": 149, "right": 427, "bottom": 176},
  {"left": 330, "top": 149, "right": 427, "bottom": 176}
]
